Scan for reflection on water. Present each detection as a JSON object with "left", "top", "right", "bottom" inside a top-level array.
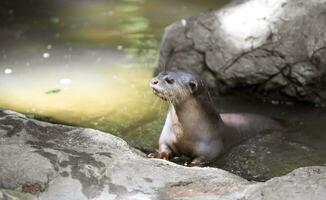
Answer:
[
  {"left": 0, "top": 0, "right": 226, "bottom": 149},
  {"left": 0, "top": 47, "right": 166, "bottom": 150},
  {"left": 0, "top": 0, "right": 325, "bottom": 181}
]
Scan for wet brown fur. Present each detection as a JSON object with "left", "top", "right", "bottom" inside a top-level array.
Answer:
[{"left": 148, "top": 71, "right": 282, "bottom": 166}]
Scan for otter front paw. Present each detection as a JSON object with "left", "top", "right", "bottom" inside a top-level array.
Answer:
[
  {"left": 184, "top": 158, "right": 209, "bottom": 167},
  {"left": 147, "top": 152, "right": 170, "bottom": 160}
]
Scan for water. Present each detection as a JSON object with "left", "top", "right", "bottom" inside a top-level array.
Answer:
[
  {"left": 0, "top": 0, "right": 325, "bottom": 181},
  {"left": 0, "top": 0, "right": 227, "bottom": 149},
  {"left": 211, "top": 97, "right": 326, "bottom": 181}
]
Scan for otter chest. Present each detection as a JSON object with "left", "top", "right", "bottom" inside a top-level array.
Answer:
[
  {"left": 172, "top": 122, "right": 184, "bottom": 140},
  {"left": 170, "top": 121, "right": 202, "bottom": 156}
]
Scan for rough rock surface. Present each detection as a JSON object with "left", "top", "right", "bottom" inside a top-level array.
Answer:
[
  {"left": 0, "top": 110, "right": 326, "bottom": 200},
  {"left": 157, "top": 0, "right": 326, "bottom": 105}
]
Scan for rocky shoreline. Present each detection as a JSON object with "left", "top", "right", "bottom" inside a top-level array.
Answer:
[{"left": 0, "top": 110, "right": 325, "bottom": 200}]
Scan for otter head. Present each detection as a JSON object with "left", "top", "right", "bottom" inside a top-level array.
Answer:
[{"left": 149, "top": 71, "right": 202, "bottom": 104}]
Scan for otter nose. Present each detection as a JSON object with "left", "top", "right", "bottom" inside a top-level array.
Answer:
[{"left": 150, "top": 78, "right": 159, "bottom": 85}]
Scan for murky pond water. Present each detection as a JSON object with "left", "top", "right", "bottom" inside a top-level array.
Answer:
[
  {"left": 1, "top": 0, "right": 325, "bottom": 181},
  {"left": 0, "top": 0, "right": 227, "bottom": 148},
  {"left": 204, "top": 97, "right": 326, "bottom": 181}
]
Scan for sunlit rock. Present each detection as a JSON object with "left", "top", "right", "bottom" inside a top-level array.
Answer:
[
  {"left": 0, "top": 110, "right": 325, "bottom": 199},
  {"left": 157, "top": 0, "right": 326, "bottom": 105}
]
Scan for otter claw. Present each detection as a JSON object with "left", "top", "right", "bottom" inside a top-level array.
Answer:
[
  {"left": 162, "top": 156, "right": 169, "bottom": 160},
  {"left": 147, "top": 152, "right": 170, "bottom": 160},
  {"left": 184, "top": 160, "right": 208, "bottom": 167},
  {"left": 147, "top": 152, "right": 159, "bottom": 158}
]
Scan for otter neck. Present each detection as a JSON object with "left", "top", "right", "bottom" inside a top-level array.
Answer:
[{"left": 172, "top": 96, "right": 221, "bottom": 125}]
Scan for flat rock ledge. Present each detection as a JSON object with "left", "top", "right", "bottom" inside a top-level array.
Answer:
[
  {"left": 0, "top": 110, "right": 325, "bottom": 200},
  {"left": 157, "top": 0, "right": 326, "bottom": 105}
]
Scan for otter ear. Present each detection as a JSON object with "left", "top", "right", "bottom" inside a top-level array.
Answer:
[{"left": 189, "top": 80, "right": 198, "bottom": 93}]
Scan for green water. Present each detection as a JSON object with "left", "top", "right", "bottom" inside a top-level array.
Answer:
[
  {"left": 0, "top": 0, "right": 326, "bottom": 181},
  {"left": 0, "top": 0, "right": 228, "bottom": 150}
]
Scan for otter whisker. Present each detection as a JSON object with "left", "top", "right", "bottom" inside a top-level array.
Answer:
[
  {"left": 158, "top": 99, "right": 163, "bottom": 112},
  {"left": 153, "top": 98, "right": 161, "bottom": 110},
  {"left": 168, "top": 98, "right": 176, "bottom": 106}
]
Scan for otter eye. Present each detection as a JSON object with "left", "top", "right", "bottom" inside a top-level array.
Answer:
[{"left": 164, "top": 77, "right": 174, "bottom": 84}]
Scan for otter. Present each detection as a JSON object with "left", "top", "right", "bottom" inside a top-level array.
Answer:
[{"left": 148, "top": 71, "right": 282, "bottom": 166}]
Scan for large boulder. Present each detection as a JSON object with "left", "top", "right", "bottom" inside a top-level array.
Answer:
[
  {"left": 0, "top": 110, "right": 326, "bottom": 199},
  {"left": 157, "top": 0, "right": 326, "bottom": 105}
]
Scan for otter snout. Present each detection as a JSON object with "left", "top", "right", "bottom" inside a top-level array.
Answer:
[
  {"left": 150, "top": 78, "right": 161, "bottom": 93},
  {"left": 149, "top": 77, "right": 163, "bottom": 96},
  {"left": 150, "top": 76, "right": 170, "bottom": 100}
]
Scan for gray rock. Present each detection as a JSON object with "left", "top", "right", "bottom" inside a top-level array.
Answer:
[
  {"left": 0, "top": 109, "right": 325, "bottom": 200},
  {"left": 157, "top": 0, "right": 326, "bottom": 105}
]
